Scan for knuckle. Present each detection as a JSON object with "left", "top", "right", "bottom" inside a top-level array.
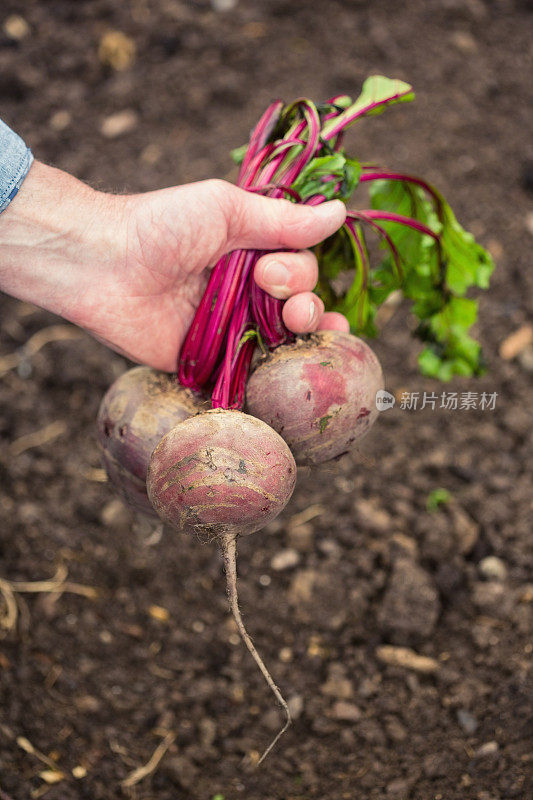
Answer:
[
  {"left": 277, "top": 208, "right": 313, "bottom": 247},
  {"left": 207, "top": 178, "right": 231, "bottom": 196},
  {"left": 207, "top": 180, "right": 243, "bottom": 242}
]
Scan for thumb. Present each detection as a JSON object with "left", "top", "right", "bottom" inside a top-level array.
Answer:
[{"left": 223, "top": 183, "right": 346, "bottom": 251}]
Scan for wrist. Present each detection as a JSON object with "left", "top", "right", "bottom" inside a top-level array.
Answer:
[{"left": 0, "top": 161, "right": 122, "bottom": 323}]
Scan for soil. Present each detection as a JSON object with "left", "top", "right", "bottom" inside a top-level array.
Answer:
[{"left": 1, "top": 1, "right": 532, "bottom": 799}]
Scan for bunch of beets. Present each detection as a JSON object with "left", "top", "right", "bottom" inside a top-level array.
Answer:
[{"left": 97, "top": 76, "right": 493, "bottom": 760}]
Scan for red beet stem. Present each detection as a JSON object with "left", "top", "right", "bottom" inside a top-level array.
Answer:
[{"left": 178, "top": 92, "right": 437, "bottom": 410}]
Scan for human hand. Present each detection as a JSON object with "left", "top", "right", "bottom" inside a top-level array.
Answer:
[{"left": 0, "top": 162, "right": 348, "bottom": 371}]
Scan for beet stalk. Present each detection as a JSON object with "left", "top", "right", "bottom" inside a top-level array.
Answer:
[{"left": 178, "top": 74, "right": 493, "bottom": 416}]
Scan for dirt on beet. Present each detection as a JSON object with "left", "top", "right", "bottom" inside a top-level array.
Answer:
[{"left": 0, "top": 1, "right": 532, "bottom": 798}]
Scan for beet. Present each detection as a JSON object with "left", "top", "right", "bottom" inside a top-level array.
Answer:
[
  {"left": 245, "top": 330, "right": 384, "bottom": 465},
  {"left": 146, "top": 409, "right": 296, "bottom": 537},
  {"left": 96, "top": 367, "right": 208, "bottom": 514},
  {"left": 147, "top": 408, "right": 296, "bottom": 760}
]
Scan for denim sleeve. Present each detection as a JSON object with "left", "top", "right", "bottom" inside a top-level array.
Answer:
[{"left": 0, "top": 119, "right": 34, "bottom": 214}]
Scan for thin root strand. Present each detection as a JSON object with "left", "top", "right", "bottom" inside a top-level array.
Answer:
[{"left": 221, "top": 533, "right": 291, "bottom": 765}]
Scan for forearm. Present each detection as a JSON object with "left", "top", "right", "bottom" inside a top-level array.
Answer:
[{"left": 0, "top": 160, "right": 121, "bottom": 324}]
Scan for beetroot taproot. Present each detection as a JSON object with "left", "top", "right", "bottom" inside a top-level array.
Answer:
[
  {"left": 96, "top": 367, "right": 208, "bottom": 514},
  {"left": 246, "top": 330, "right": 384, "bottom": 465},
  {"left": 147, "top": 408, "right": 296, "bottom": 761}
]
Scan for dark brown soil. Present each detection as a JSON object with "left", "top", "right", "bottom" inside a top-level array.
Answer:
[{"left": 1, "top": 1, "right": 532, "bottom": 798}]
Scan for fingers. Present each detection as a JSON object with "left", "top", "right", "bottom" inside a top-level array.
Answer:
[
  {"left": 222, "top": 182, "right": 346, "bottom": 251},
  {"left": 282, "top": 295, "right": 350, "bottom": 335},
  {"left": 255, "top": 249, "right": 350, "bottom": 334},
  {"left": 254, "top": 250, "right": 318, "bottom": 300},
  {"left": 200, "top": 181, "right": 351, "bottom": 336},
  {"left": 282, "top": 292, "right": 324, "bottom": 333},
  {"left": 316, "top": 312, "right": 350, "bottom": 333}
]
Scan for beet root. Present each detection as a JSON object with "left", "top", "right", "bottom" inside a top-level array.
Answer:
[
  {"left": 146, "top": 409, "right": 296, "bottom": 538},
  {"left": 96, "top": 366, "right": 208, "bottom": 514},
  {"left": 147, "top": 409, "right": 296, "bottom": 760},
  {"left": 246, "top": 330, "right": 384, "bottom": 465}
]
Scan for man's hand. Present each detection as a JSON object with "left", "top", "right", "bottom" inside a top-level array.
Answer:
[{"left": 0, "top": 161, "right": 348, "bottom": 371}]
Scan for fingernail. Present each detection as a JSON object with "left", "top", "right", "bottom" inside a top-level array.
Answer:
[
  {"left": 307, "top": 300, "right": 317, "bottom": 328},
  {"left": 263, "top": 260, "right": 290, "bottom": 293}
]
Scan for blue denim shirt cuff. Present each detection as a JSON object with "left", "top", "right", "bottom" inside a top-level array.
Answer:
[{"left": 0, "top": 119, "right": 34, "bottom": 214}]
